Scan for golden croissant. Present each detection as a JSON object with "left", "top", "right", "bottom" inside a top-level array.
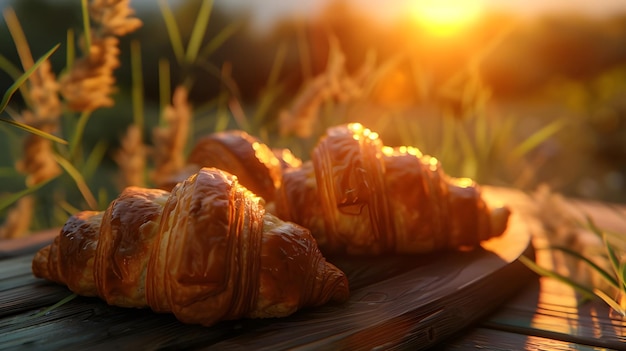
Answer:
[
  {"left": 180, "top": 123, "right": 511, "bottom": 255},
  {"left": 276, "top": 123, "right": 510, "bottom": 255},
  {"left": 157, "top": 130, "right": 301, "bottom": 201},
  {"left": 32, "top": 167, "right": 349, "bottom": 326}
]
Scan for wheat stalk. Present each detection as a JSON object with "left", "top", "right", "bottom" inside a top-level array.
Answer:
[
  {"left": 1, "top": 0, "right": 142, "bottom": 238},
  {"left": 150, "top": 85, "right": 191, "bottom": 187},
  {"left": 0, "top": 9, "right": 63, "bottom": 238},
  {"left": 60, "top": 0, "right": 142, "bottom": 112},
  {"left": 113, "top": 124, "right": 147, "bottom": 188},
  {"left": 0, "top": 196, "right": 34, "bottom": 239},
  {"left": 278, "top": 36, "right": 370, "bottom": 138}
]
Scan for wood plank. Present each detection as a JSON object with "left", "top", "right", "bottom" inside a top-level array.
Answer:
[
  {"left": 477, "top": 187, "right": 626, "bottom": 349},
  {"left": 0, "top": 255, "right": 33, "bottom": 279},
  {"left": 0, "top": 298, "right": 231, "bottom": 351},
  {"left": 483, "top": 278, "right": 626, "bottom": 350},
  {"left": 0, "top": 258, "right": 534, "bottom": 351},
  {"left": 0, "top": 284, "right": 71, "bottom": 316},
  {"left": 442, "top": 327, "right": 607, "bottom": 350}
]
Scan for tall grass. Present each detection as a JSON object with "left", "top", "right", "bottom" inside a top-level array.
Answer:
[
  {"left": 0, "top": 0, "right": 142, "bottom": 237},
  {"left": 521, "top": 216, "right": 626, "bottom": 317}
]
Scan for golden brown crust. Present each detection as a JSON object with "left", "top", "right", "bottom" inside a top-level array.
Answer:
[
  {"left": 32, "top": 211, "right": 103, "bottom": 296},
  {"left": 274, "top": 161, "right": 328, "bottom": 247},
  {"left": 32, "top": 167, "right": 349, "bottom": 326},
  {"left": 312, "top": 124, "right": 394, "bottom": 255},
  {"left": 276, "top": 123, "right": 510, "bottom": 255},
  {"left": 94, "top": 187, "right": 169, "bottom": 307},
  {"left": 186, "top": 131, "right": 285, "bottom": 201},
  {"left": 152, "top": 124, "right": 510, "bottom": 256}
]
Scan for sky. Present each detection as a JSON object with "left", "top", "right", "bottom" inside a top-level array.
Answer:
[{"left": 214, "top": 0, "right": 626, "bottom": 29}]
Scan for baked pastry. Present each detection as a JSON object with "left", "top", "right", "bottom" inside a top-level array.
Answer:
[
  {"left": 32, "top": 167, "right": 349, "bottom": 326},
  {"left": 273, "top": 123, "right": 510, "bottom": 255},
  {"left": 158, "top": 130, "right": 301, "bottom": 201},
  {"left": 154, "top": 123, "right": 510, "bottom": 256}
]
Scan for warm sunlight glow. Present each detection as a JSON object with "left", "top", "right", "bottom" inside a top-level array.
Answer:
[{"left": 410, "top": 0, "right": 485, "bottom": 37}]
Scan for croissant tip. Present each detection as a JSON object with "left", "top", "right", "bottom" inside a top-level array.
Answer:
[
  {"left": 490, "top": 205, "right": 511, "bottom": 238},
  {"left": 31, "top": 245, "right": 50, "bottom": 279},
  {"left": 331, "top": 277, "right": 351, "bottom": 304},
  {"left": 309, "top": 263, "right": 350, "bottom": 308}
]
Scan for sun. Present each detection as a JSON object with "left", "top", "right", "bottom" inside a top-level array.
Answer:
[{"left": 410, "top": 0, "right": 485, "bottom": 37}]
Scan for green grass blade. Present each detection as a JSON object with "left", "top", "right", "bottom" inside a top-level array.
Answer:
[
  {"left": 54, "top": 154, "right": 98, "bottom": 210},
  {"left": 519, "top": 255, "right": 595, "bottom": 298},
  {"left": 131, "top": 40, "right": 144, "bottom": 129},
  {"left": 68, "top": 110, "right": 92, "bottom": 160},
  {"left": 66, "top": 28, "right": 75, "bottom": 70},
  {"left": 521, "top": 255, "right": 625, "bottom": 315},
  {"left": 0, "top": 176, "right": 58, "bottom": 213},
  {"left": 454, "top": 118, "right": 478, "bottom": 178},
  {"left": 253, "top": 83, "right": 285, "bottom": 128},
  {"left": 0, "top": 43, "right": 60, "bottom": 114},
  {"left": 593, "top": 288, "right": 626, "bottom": 317},
  {"left": 490, "top": 114, "right": 516, "bottom": 161},
  {"left": 0, "top": 118, "right": 67, "bottom": 144},
  {"left": 0, "top": 166, "right": 19, "bottom": 177},
  {"left": 619, "top": 262, "right": 626, "bottom": 293},
  {"left": 441, "top": 113, "right": 458, "bottom": 161},
  {"left": 267, "top": 41, "right": 288, "bottom": 89},
  {"left": 360, "top": 54, "right": 400, "bottom": 99},
  {"left": 198, "top": 20, "right": 241, "bottom": 61},
  {"left": 158, "top": 58, "right": 171, "bottom": 120},
  {"left": 539, "top": 245, "right": 619, "bottom": 289},
  {"left": 297, "top": 19, "right": 312, "bottom": 81},
  {"left": 585, "top": 216, "right": 626, "bottom": 246},
  {"left": 53, "top": 200, "right": 75, "bottom": 225},
  {"left": 0, "top": 54, "right": 23, "bottom": 80},
  {"left": 185, "top": 0, "right": 213, "bottom": 64},
  {"left": 473, "top": 96, "right": 493, "bottom": 167},
  {"left": 252, "top": 42, "right": 288, "bottom": 126},
  {"left": 602, "top": 234, "right": 625, "bottom": 290},
  {"left": 585, "top": 216, "right": 625, "bottom": 290},
  {"left": 585, "top": 215, "right": 603, "bottom": 239},
  {"left": 0, "top": 54, "right": 31, "bottom": 106},
  {"left": 29, "top": 294, "right": 77, "bottom": 319},
  {"left": 196, "top": 60, "right": 241, "bottom": 100},
  {"left": 81, "top": 139, "right": 108, "bottom": 181},
  {"left": 80, "top": 0, "right": 91, "bottom": 51},
  {"left": 97, "top": 187, "right": 110, "bottom": 210},
  {"left": 512, "top": 118, "right": 566, "bottom": 158},
  {"left": 158, "top": 0, "right": 185, "bottom": 65}
]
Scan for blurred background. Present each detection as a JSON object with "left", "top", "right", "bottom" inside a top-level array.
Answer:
[{"left": 1, "top": 0, "right": 626, "bottom": 232}]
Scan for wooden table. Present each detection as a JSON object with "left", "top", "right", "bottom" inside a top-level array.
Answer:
[
  {"left": 1, "top": 187, "right": 625, "bottom": 350},
  {"left": 444, "top": 187, "right": 626, "bottom": 350}
]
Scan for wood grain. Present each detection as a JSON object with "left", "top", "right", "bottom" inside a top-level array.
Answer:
[{"left": 442, "top": 327, "right": 606, "bottom": 350}]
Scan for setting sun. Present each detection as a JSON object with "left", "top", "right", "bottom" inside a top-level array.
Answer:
[{"left": 409, "top": 0, "right": 485, "bottom": 36}]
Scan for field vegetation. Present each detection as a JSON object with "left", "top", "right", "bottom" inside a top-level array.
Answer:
[{"left": 1, "top": 0, "right": 626, "bottom": 235}]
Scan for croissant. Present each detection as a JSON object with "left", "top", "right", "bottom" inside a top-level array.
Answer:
[
  {"left": 157, "top": 130, "right": 301, "bottom": 201},
  {"left": 175, "top": 124, "right": 510, "bottom": 255},
  {"left": 32, "top": 167, "right": 349, "bottom": 326},
  {"left": 275, "top": 123, "right": 511, "bottom": 255}
]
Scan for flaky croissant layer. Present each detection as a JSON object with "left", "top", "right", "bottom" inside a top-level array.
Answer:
[
  {"left": 32, "top": 167, "right": 349, "bottom": 326},
  {"left": 168, "top": 124, "right": 511, "bottom": 256},
  {"left": 276, "top": 123, "right": 510, "bottom": 255}
]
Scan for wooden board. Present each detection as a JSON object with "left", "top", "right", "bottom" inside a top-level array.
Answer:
[{"left": 0, "top": 205, "right": 533, "bottom": 350}]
